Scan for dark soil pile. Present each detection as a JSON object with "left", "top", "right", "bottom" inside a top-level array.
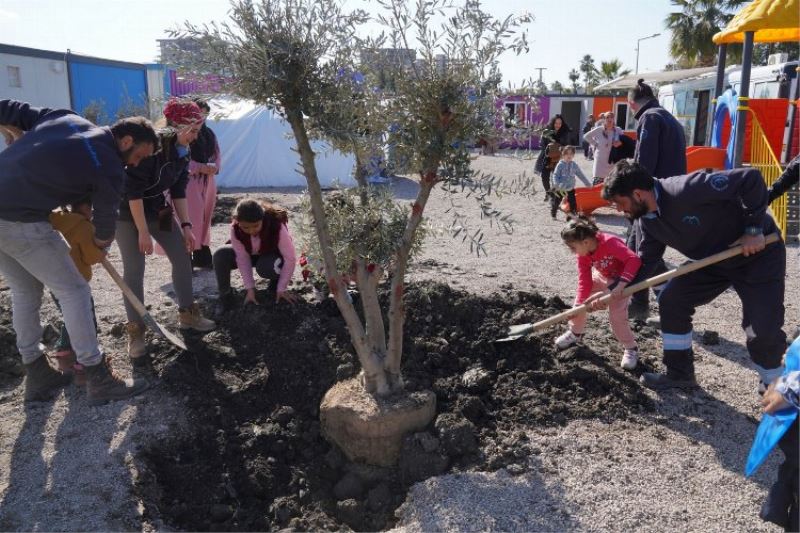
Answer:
[{"left": 134, "top": 281, "right": 659, "bottom": 531}]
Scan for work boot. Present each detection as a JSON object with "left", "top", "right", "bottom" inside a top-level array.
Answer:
[
  {"left": 640, "top": 369, "right": 698, "bottom": 390},
  {"left": 126, "top": 321, "right": 146, "bottom": 359},
  {"left": 23, "top": 354, "right": 72, "bottom": 402},
  {"left": 179, "top": 303, "right": 216, "bottom": 332},
  {"left": 85, "top": 356, "right": 149, "bottom": 406},
  {"left": 131, "top": 354, "right": 157, "bottom": 380}
]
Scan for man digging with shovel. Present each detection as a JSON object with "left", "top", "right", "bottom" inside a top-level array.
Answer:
[
  {"left": 0, "top": 99, "right": 155, "bottom": 404},
  {"left": 602, "top": 160, "right": 786, "bottom": 390}
]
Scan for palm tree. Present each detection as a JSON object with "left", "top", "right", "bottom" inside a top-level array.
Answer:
[
  {"left": 568, "top": 69, "right": 581, "bottom": 93},
  {"left": 579, "top": 54, "right": 599, "bottom": 91},
  {"left": 599, "top": 59, "right": 632, "bottom": 82},
  {"left": 664, "top": 0, "right": 746, "bottom": 67}
]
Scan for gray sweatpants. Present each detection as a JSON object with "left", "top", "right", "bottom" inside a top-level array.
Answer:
[
  {"left": 115, "top": 219, "right": 193, "bottom": 323},
  {"left": 0, "top": 219, "right": 103, "bottom": 366}
]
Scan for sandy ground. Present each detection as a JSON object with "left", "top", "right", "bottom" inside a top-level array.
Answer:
[{"left": 0, "top": 150, "right": 797, "bottom": 531}]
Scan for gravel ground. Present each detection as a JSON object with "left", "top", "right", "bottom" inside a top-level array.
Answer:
[{"left": 0, "top": 150, "right": 796, "bottom": 531}]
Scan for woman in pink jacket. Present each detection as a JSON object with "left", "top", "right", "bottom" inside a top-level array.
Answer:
[
  {"left": 555, "top": 215, "right": 642, "bottom": 370},
  {"left": 185, "top": 98, "right": 221, "bottom": 269}
]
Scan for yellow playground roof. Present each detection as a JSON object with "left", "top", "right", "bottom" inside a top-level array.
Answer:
[{"left": 713, "top": 0, "right": 799, "bottom": 44}]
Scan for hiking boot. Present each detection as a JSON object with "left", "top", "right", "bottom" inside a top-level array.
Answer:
[
  {"left": 179, "top": 303, "right": 216, "bottom": 332},
  {"left": 554, "top": 330, "right": 582, "bottom": 350},
  {"left": 126, "top": 321, "right": 146, "bottom": 359},
  {"left": 621, "top": 348, "right": 639, "bottom": 370},
  {"left": 85, "top": 356, "right": 149, "bottom": 406},
  {"left": 23, "top": 354, "right": 72, "bottom": 402},
  {"left": 640, "top": 370, "right": 698, "bottom": 390}
]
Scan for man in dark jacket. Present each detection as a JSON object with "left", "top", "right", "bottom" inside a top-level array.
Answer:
[
  {"left": 603, "top": 160, "right": 786, "bottom": 390},
  {"left": 627, "top": 79, "right": 688, "bottom": 320},
  {"left": 0, "top": 99, "right": 156, "bottom": 404},
  {"left": 769, "top": 154, "right": 800, "bottom": 341}
]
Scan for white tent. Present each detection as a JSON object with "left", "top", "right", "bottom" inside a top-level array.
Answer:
[{"left": 207, "top": 97, "right": 356, "bottom": 188}]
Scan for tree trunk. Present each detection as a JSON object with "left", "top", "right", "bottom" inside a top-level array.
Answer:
[
  {"left": 385, "top": 169, "right": 438, "bottom": 390},
  {"left": 355, "top": 259, "right": 386, "bottom": 359},
  {"left": 285, "top": 108, "right": 388, "bottom": 395}
]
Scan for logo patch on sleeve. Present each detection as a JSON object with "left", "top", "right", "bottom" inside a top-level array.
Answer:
[
  {"left": 682, "top": 215, "right": 701, "bottom": 226},
  {"left": 709, "top": 173, "right": 729, "bottom": 191}
]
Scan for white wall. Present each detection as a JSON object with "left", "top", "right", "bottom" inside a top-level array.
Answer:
[{"left": 0, "top": 53, "right": 71, "bottom": 109}]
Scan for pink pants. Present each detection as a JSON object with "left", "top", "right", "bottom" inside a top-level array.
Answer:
[
  {"left": 570, "top": 272, "right": 636, "bottom": 349},
  {"left": 184, "top": 174, "right": 217, "bottom": 250}
]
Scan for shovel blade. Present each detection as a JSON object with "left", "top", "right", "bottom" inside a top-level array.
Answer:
[
  {"left": 142, "top": 314, "right": 187, "bottom": 351},
  {"left": 494, "top": 323, "right": 535, "bottom": 343}
]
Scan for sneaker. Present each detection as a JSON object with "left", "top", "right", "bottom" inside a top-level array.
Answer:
[
  {"left": 621, "top": 348, "right": 639, "bottom": 370},
  {"left": 554, "top": 330, "right": 582, "bottom": 350}
]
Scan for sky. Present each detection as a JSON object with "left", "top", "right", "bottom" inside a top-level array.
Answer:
[{"left": 0, "top": 0, "right": 677, "bottom": 88}]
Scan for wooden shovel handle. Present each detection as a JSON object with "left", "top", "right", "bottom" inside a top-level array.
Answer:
[
  {"left": 532, "top": 233, "right": 780, "bottom": 332},
  {"left": 100, "top": 257, "right": 149, "bottom": 317}
]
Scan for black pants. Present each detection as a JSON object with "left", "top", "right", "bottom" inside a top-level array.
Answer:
[
  {"left": 192, "top": 245, "right": 213, "bottom": 269},
  {"left": 550, "top": 190, "right": 577, "bottom": 217},
  {"left": 761, "top": 418, "right": 799, "bottom": 531},
  {"left": 541, "top": 167, "right": 552, "bottom": 194},
  {"left": 627, "top": 219, "right": 668, "bottom": 308},
  {"left": 658, "top": 241, "right": 786, "bottom": 376},
  {"left": 213, "top": 246, "right": 283, "bottom": 293}
]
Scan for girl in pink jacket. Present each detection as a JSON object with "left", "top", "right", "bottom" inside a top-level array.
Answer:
[
  {"left": 213, "top": 199, "right": 298, "bottom": 308},
  {"left": 556, "top": 215, "right": 642, "bottom": 370}
]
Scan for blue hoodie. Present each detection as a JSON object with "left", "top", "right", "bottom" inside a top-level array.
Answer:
[
  {"left": 634, "top": 99, "right": 687, "bottom": 180},
  {"left": 0, "top": 99, "right": 126, "bottom": 240}
]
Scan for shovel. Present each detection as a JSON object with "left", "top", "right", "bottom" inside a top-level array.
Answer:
[
  {"left": 497, "top": 233, "right": 780, "bottom": 343},
  {"left": 100, "top": 257, "right": 187, "bottom": 351}
]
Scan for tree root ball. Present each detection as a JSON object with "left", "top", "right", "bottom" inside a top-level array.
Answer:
[{"left": 320, "top": 377, "right": 436, "bottom": 466}]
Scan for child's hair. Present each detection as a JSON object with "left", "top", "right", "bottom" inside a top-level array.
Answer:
[
  {"left": 233, "top": 198, "right": 289, "bottom": 224},
  {"left": 560, "top": 214, "right": 599, "bottom": 243},
  {"left": 560, "top": 145, "right": 576, "bottom": 156},
  {"left": 59, "top": 195, "right": 92, "bottom": 214}
]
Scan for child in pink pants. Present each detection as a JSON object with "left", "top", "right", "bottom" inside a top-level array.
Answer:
[{"left": 556, "top": 215, "right": 642, "bottom": 370}]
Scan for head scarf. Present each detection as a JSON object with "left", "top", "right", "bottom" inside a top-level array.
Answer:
[{"left": 163, "top": 98, "right": 203, "bottom": 126}]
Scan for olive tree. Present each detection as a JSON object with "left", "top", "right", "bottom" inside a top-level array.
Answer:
[{"left": 176, "top": 0, "right": 531, "bottom": 396}]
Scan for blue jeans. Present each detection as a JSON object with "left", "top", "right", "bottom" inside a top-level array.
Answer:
[{"left": 0, "top": 219, "right": 102, "bottom": 366}]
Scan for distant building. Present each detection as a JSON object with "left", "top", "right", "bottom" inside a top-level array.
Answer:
[
  {"left": 0, "top": 43, "right": 169, "bottom": 123},
  {"left": 157, "top": 38, "right": 203, "bottom": 66}
]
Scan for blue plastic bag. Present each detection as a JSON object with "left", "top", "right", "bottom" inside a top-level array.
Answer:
[{"left": 745, "top": 337, "right": 800, "bottom": 477}]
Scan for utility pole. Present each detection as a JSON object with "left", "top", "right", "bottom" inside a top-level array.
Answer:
[
  {"left": 635, "top": 33, "right": 661, "bottom": 74},
  {"left": 534, "top": 67, "right": 547, "bottom": 84}
]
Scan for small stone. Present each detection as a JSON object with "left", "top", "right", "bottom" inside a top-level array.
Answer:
[
  {"left": 462, "top": 367, "right": 493, "bottom": 393},
  {"left": 336, "top": 499, "right": 363, "bottom": 529},
  {"left": 272, "top": 405, "right": 295, "bottom": 425},
  {"left": 435, "top": 413, "right": 479, "bottom": 457},
  {"left": 333, "top": 472, "right": 363, "bottom": 500},
  {"left": 336, "top": 362, "right": 356, "bottom": 381}
]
